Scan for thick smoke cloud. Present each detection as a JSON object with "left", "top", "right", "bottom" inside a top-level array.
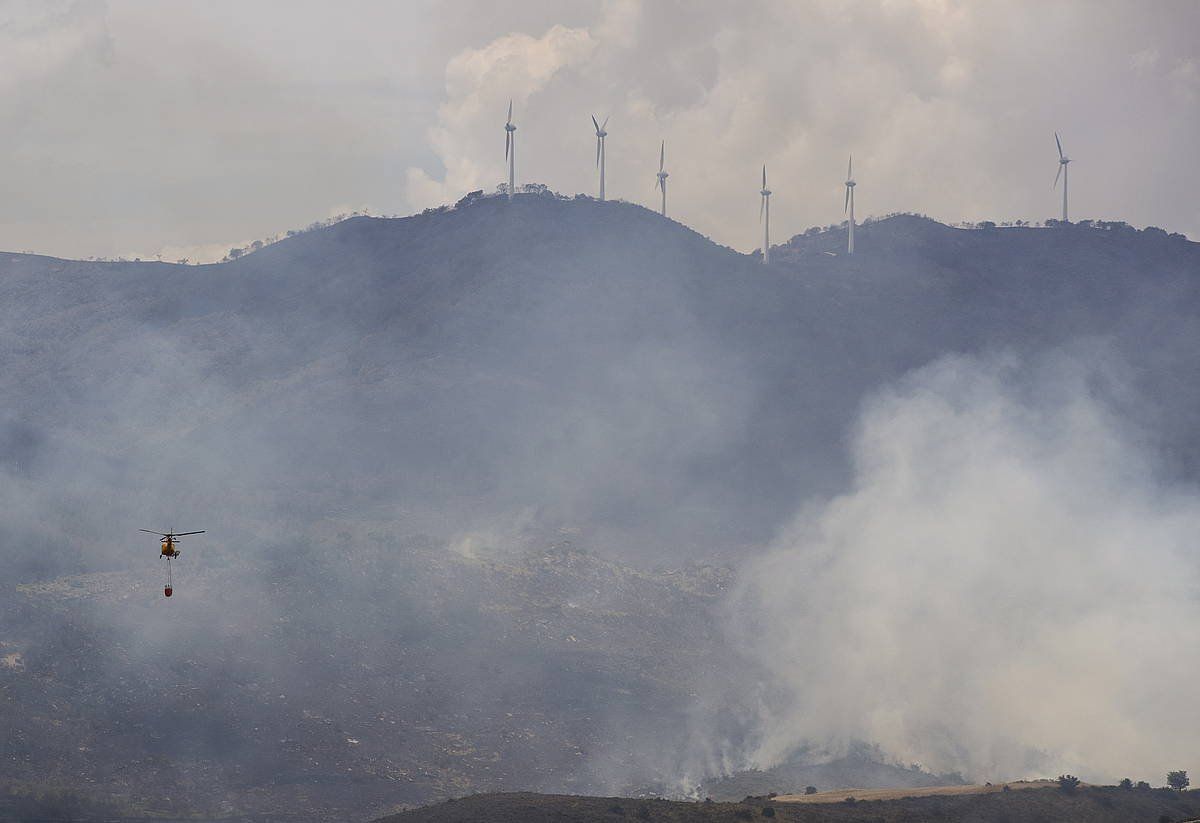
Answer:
[{"left": 727, "top": 350, "right": 1200, "bottom": 782}]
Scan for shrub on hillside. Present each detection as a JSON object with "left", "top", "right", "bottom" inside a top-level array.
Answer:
[
  {"left": 804, "top": 786, "right": 818, "bottom": 795},
  {"left": 1119, "top": 778, "right": 1133, "bottom": 789},
  {"left": 1058, "top": 774, "right": 1080, "bottom": 793},
  {"left": 1137, "top": 781, "right": 1152, "bottom": 791}
]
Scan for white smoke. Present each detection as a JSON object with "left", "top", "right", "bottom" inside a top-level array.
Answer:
[{"left": 728, "top": 350, "right": 1200, "bottom": 782}]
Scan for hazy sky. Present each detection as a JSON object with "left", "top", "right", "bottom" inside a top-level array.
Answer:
[{"left": 1, "top": 0, "right": 1197, "bottom": 260}]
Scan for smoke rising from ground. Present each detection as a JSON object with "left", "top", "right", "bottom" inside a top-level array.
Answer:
[{"left": 728, "top": 350, "right": 1200, "bottom": 782}]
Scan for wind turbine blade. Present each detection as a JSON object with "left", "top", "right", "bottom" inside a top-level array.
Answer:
[
  {"left": 596, "top": 136, "right": 601, "bottom": 168},
  {"left": 507, "top": 99, "right": 513, "bottom": 124},
  {"left": 848, "top": 154, "right": 853, "bottom": 180},
  {"left": 1054, "top": 162, "right": 1062, "bottom": 188},
  {"left": 592, "top": 114, "right": 599, "bottom": 133},
  {"left": 601, "top": 115, "right": 609, "bottom": 130},
  {"left": 505, "top": 131, "right": 510, "bottom": 160},
  {"left": 759, "top": 195, "right": 764, "bottom": 222},
  {"left": 845, "top": 185, "right": 850, "bottom": 213},
  {"left": 762, "top": 165, "right": 766, "bottom": 188},
  {"left": 1056, "top": 132, "right": 1063, "bottom": 159},
  {"left": 660, "top": 141, "right": 664, "bottom": 172}
]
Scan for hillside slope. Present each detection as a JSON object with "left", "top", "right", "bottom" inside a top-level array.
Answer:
[
  {"left": 2, "top": 543, "right": 735, "bottom": 819},
  {"left": 3, "top": 195, "right": 1200, "bottom": 818},
  {"left": 4, "top": 198, "right": 1198, "bottom": 577}
]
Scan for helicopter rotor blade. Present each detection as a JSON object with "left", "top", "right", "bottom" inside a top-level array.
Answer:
[
  {"left": 140, "top": 529, "right": 168, "bottom": 535},
  {"left": 174, "top": 531, "right": 206, "bottom": 536}
]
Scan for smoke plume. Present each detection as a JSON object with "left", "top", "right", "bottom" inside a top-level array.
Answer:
[{"left": 727, "top": 350, "right": 1200, "bottom": 782}]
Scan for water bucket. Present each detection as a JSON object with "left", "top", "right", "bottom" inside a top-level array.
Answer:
[{"left": 164, "top": 586, "right": 173, "bottom": 597}]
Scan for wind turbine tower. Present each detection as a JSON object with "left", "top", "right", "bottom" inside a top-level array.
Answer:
[
  {"left": 593, "top": 115, "right": 609, "bottom": 200},
  {"left": 760, "top": 165, "right": 772, "bottom": 264},
  {"left": 844, "top": 154, "right": 856, "bottom": 255},
  {"left": 1054, "top": 132, "right": 1071, "bottom": 222},
  {"left": 504, "top": 100, "right": 516, "bottom": 200},
  {"left": 656, "top": 141, "right": 669, "bottom": 216}
]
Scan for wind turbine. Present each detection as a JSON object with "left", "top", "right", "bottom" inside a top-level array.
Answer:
[
  {"left": 504, "top": 100, "right": 516, "bottom": 200},
  {"left": 1053, "top": 132, "right": 1071, "bottom": 222},
  {"left": 593, "top": 115, "right": 609, "bottom": 201},
  {"left": 844, "top": 154, "right": 856, "bottom": 255},
  {"left": 655, "top": 141, "right": 669, "bottom": 216},
  {"left": 759, "top": 165, "right": 772, "bottom": 264}
]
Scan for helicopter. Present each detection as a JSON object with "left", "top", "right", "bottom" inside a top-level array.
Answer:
[{"left": 140, "top": 529, "right": 205, "bottom": 597}]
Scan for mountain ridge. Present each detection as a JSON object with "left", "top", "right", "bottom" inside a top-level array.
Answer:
[{"left": 4, "top": 196, "right": 1200, "bottom": 818}]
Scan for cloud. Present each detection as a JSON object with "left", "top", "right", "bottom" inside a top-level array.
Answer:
[
  {"left": 0, "top": 0, "right": 112, "bottom": 96},
  {"left": 726, "top": 351, "right": 1200, "bottom": 782},
  {"left": 0, "top": 2, "right": 1197, "bottom": 256},
  {"left": 406, "top": 23, "right": 598, "bottom": 207},
  {"left": 407, "top": 0, "right": 1200, "bottom": 248}
]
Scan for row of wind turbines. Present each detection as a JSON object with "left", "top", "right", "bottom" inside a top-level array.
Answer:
[
  {"left": 757, "top": 156, "right": 857, "bottom": 264},
  {"left": 503, "top": 102, "right": 1076, "bottom": 263}
]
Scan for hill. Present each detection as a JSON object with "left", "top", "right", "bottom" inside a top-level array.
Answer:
[
  {"left": 3, "top": 193, "right": 1200, "bottom": 818},
  {"left": 377, "top": 786, "right": 1200, "bottom": 823},
  {"left": 5, "top": 197, "right": 1199, "bottom": 579}
]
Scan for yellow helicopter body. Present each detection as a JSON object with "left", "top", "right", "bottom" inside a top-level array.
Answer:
[{"left": 141, "top": 529, "right": 204, "bottom": 595}]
